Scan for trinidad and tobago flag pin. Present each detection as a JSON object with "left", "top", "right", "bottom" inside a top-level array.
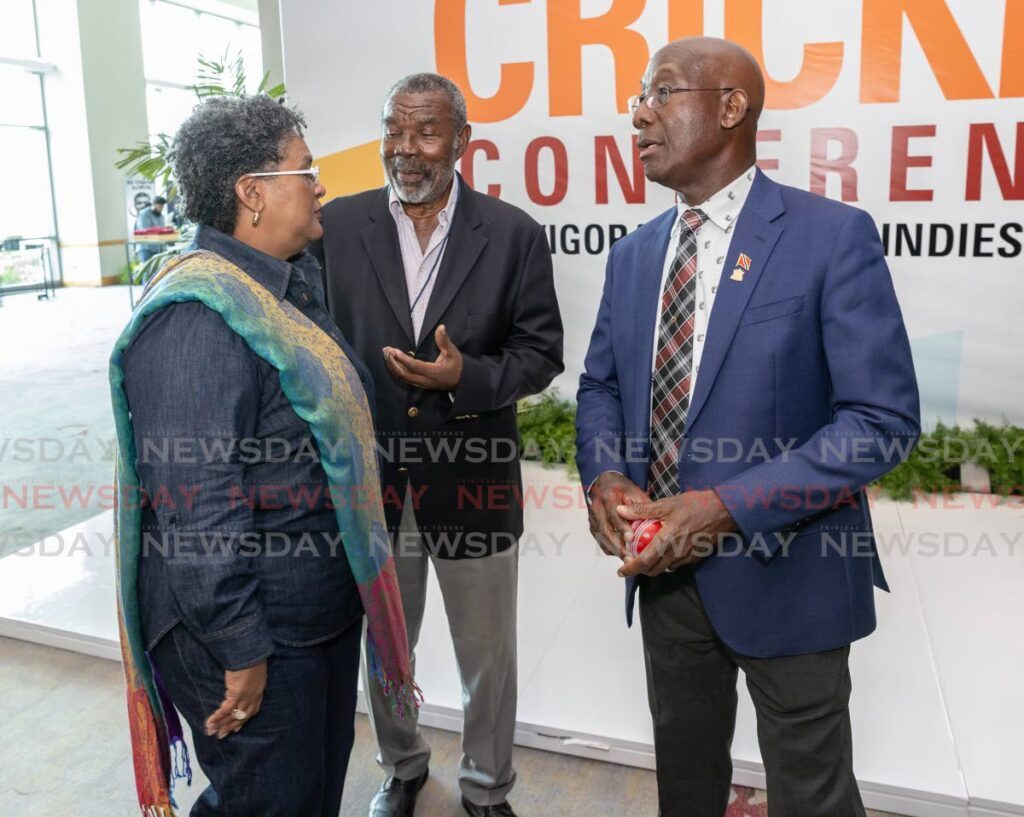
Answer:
[{"left": 730, "top": 252, "right": 752, "bottom": 282}]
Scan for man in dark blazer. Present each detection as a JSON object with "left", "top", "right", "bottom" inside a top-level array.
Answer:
[
  {"left": 312, "top": 73, "right": 563, "bottom": 817},
  {"left": 576, "top": 39, "right": 920, "bottom": 816}
]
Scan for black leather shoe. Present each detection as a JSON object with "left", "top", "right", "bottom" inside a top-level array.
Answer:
[
  {"left": 461, "top": 797, "right": 517, "bottom": 817},
  {"left": 369, "top": 768, "right": 429, "bottom": 817}
]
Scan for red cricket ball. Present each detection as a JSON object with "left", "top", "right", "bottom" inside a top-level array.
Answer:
[{"left": 629, "top": 518, "right": 663, "bottom": 557}]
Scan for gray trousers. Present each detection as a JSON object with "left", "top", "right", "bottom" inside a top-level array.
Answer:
[
  {"left": 362, "top": 493, "right": 519, "bottom": 806},
  {"left": 639, "top": 567, "right": 866, "bottom": 817}
]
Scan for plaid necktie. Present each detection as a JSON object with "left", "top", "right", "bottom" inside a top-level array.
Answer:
[{"left": 648, "top": 208, "right": 707, "bottom": 500}]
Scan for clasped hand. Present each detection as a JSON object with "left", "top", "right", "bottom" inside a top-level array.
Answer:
[{"left": 587, "top": 473, "right": 738, "bottom": 577}]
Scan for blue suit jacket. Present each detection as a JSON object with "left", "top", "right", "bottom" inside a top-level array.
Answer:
[{"left": 576, "top": 170, "right": 920, "bottom": 658}]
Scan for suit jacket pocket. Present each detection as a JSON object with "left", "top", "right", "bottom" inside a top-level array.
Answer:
[
  {"left": 466, "top": 310, "right": 500, "bottom": 327},
  {"left": 461, "top": 310, "right": 504, "bottom": 351},
  {"left": 740, "top": 295, "right": 804, "bottom": 326}
]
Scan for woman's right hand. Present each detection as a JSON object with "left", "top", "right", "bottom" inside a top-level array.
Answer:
[{"left": 205, "top": 660, "right": 268, "bottom": 739}]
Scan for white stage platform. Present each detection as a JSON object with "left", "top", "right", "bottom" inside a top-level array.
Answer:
[{"left": 1, "top": 464, "right": 1020, "bottom": 816}]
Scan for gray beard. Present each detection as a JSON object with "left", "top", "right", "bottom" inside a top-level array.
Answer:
[{"left": 386, "top": 156, "right": 457, "bottom": 205}]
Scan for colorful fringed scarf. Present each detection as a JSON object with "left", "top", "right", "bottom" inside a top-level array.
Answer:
[{"left": 109, "top": 250, "right": 419, "bottom": 815}]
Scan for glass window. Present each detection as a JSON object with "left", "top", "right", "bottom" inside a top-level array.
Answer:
[
  {"left": 0, "top": 65, "right": 45, "bottom": 127},
  {"left": 141, "top": 1, "right": 205, "bottom": 85},
  {"left": 145, "top": 83, "right": 198, "bottom": 138},
  {"left": 0, "top": 126, "right": 55, "bottom": 239},
  {"left": 237, "top": 23, "right": 264, "bottom": 90},
  {"left": 0, "top": 0, "right": 39, "bottom": 60},
  {"left": 139, "top": 0, "right": 264, "bottom": 139},
  {"left": 194, "top": 16, "right": 249, "bottom": 77}
]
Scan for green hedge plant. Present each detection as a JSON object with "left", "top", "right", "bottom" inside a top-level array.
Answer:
[
  {"left": 514, "top": 392, "right": 1024, "bottom": 502},
  {"left": 517, "top": 391, "right": 576, "bottom": 472}
]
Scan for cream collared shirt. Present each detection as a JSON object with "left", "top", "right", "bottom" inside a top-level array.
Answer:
[
  {"left": 651, "top": 165, "right": 756, "bottom": 406},
  {"left": 388, "top": 180, "right": 460, "bottom": 343}
]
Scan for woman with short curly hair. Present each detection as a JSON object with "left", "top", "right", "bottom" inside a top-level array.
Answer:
[{"left": 109, "top": 94, "right": 417, "bottom": 816}]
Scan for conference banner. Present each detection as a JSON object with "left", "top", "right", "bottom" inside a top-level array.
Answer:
[{"left": 281, "top": 0, "right": 1023, "bottom": 428}]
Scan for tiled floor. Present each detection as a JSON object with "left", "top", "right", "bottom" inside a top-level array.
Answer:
[
  {"left": 0, "top": 287, "right": 131, "bottom": 556},
  {"left": 0, "top": 636, "right": 903, "bottom": 817}
]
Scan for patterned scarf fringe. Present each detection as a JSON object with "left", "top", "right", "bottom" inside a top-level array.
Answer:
[
  {"left": 170, "top": 737, "right": 192, "bottom": 786},
  {"left": 169, "top": 735, "right": 192, "bottom": 812},
  {"left": 368, "top": 639, "right": 423, "bottom": 718},
  {"left": 152, "top": 657, "right": 192, "bottom": 804}
]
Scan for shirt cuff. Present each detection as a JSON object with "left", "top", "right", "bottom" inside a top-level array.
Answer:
[
  {"left": 199, "top": 614, "right": 275, "bottom": 671},
  {"left": 585, "top": 469, "right": 626, "bottom": 505}
]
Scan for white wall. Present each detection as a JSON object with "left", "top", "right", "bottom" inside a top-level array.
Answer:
[
  {"left": 77, "top": 0, "right": 150, "bottom": 282},
  {"left": 36, "top": 0, "right": 100, "bottom": 285},
  {"left": 257, "top": 0, "right": 284, "bottom": 89},
  {"left": 36, "top": 0, "right": 149, "bottom": 285}
]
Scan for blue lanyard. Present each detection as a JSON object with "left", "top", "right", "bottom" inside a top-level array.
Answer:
[{"left": 409, "top": 233, "right": 450, "bottom": 316}]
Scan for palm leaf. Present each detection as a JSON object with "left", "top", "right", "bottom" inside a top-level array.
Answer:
[
  {"left": 256, "top": 70, "right": 286, "bottom": 99},
  {"left": 115, "top": 49, "right": 286, "bottom": 204}
]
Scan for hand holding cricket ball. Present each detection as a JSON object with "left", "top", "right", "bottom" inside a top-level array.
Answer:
[{"left": 615, "top": 490, "right": 740, "bottom": 578}]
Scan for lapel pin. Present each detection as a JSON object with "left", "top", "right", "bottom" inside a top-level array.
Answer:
[
  {"left": 730, "top": 268, "right": 745, "bottom": 282},
  {"left": 737, "top": 253, "right": 752, "bottom": 270}
]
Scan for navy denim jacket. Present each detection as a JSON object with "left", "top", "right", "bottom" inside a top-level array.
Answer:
[{"left": 122, "top": 226, "right": 373, "bottom": 670}]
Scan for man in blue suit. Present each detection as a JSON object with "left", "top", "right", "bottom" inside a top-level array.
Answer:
[{"left": 576, "top": 38, "right": 919, "bottom": 816}]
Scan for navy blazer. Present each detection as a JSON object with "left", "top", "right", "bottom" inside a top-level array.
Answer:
[{"left": 576, "top": 170, "right": 920, "bottom": 658}]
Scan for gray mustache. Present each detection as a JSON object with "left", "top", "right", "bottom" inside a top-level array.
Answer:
[{"left": 390, "top": 159, "right": 431, "bottom": 176}]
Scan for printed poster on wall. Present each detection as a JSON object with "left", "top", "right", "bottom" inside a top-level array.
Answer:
[{"left": 282, "top": 0, "right": 1024, "bottom": 427}]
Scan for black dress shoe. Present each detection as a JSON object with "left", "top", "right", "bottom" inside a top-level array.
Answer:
[
  {"left": 461, "top": 797, "right": 517, "bottom": 817},
  {"left": 369, "top": 768, "right": 429, "bottom": 817}
]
